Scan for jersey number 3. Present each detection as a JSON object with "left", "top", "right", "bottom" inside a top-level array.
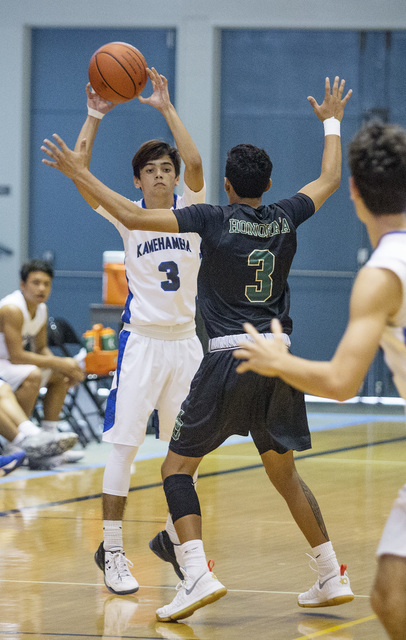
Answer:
[
  {"left": 245, "top": 249, "right": 275, "bottom": 302},
  {"left": 159, "top": 261, "right": 180, "bottom": 291}
]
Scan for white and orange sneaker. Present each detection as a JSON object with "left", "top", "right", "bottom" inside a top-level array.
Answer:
[
  {"left": 298, "top": 563, "right": 354, "bottom": 608},
  {"left": 156, "top": 567, "right": 227, "bottom": 622}
]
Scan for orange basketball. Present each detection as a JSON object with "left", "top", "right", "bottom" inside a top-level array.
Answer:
[{"left": 88, "top": 41, "right": 148, "bottom": 103}]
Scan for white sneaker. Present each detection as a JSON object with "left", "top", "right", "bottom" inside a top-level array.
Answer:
[
  {"left": 156, "top": 569, "right": 227, "bottom": 622},
  {"left": 298, "top": 564, "right": 354, "bottom": 608},
  {"left": 94, "top": 542, "right": 139, "bottom": 595},
  {"left": 20, "top": 430, "right": 78, "bottom": 459},
  {"left": 48, "top": 450, "right": 85, "bottom": 465}
]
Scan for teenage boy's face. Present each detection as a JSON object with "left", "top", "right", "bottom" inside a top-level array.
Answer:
[
  {"left": 134, "top": 155, "right": 179, "bottom": 196},
  {"left": 20, "top": 271, "right": 52, "bottom": 305}
]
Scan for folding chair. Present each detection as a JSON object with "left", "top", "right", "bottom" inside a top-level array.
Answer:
[{"left": 47, "top": 317, "right": 116, "bottom": 444}]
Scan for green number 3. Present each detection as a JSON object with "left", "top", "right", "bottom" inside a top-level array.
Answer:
[{"left": 245, "top": 249, "right": 275, "bottom": 302}]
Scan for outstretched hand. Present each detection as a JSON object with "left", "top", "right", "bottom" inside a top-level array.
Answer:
[
  {"left": 41, "top": 135, "right": 87, "bottom": 179},
  {"left": 138, "top": 67, "right": 171, "bottom": 112},
  {"left": 86, "top": 82, "right": 116, "bottom": 116},
  {"left": 308, "top": 76, "right": 352, "bottom": 122},
  {"left": 233, "top": 319, "right": 288, "bottom": 376}
]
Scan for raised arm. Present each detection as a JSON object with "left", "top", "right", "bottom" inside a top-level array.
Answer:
[
  {"left": 299, "top": 76, "right": 352, "bottom": 212},
  {"left": 139, "top": 67, "right": 204, "bottom": 193},
  {"left": 234, "top": 266, "right": 401, "bottom": 401},
  {"left": 73, "top": 84, "right": 116, "bottom": 209},
  {"left": 41, "top": 134, "right": 179, "bottom": 233}
]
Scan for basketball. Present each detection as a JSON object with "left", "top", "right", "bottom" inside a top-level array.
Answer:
[{"left": 88, "top": 42, "right": 148, "bottom": 103}]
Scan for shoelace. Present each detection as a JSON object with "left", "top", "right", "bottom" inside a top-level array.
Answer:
[
  {"left": 108, "top": 551, "right": 134, "bottom": 580},
  {"left": 305, "top": 552, "right": 319, "bottom": 574},
  {"left": 305, "top": 553, "right": 348, "bottom": 579}
]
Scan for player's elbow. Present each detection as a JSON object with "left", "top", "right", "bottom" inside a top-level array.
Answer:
[
  {"left": 327, "top": 380, "right": 360, "bottom": 403},
  {"left": 324, "top": 171, "right": 341, "bottom": 195},
  {"left": 123, "top": 219, "right": 140, "bottom": 230},
  {"left": 9, "top": 353, "right": 28, "bottom": 365}
]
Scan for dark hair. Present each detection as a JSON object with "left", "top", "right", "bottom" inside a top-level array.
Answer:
[
  {"left": 348, "top": 120, "right": 406, "bottom": 214},
  {"left": 20, "top": 259, "right": 54, "bottom": 282},
  {"left": 225, "top": 144, "right": 273, "bottom": 198},
  {"left": 132, "top": 140, "right": 181, "bottom": 179}
]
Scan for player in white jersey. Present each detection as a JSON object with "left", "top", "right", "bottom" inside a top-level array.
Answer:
[
  {"left": 234, "top": 121, "right": 406, "bottom": 639},
  {"left": 71, "top": 67, "right": 205, "bottom": 594},
  {"left": 0, "top": 260, "right": 83, "bottom": 466}
]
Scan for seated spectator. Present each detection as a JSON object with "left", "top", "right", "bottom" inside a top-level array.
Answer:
[
  {"left": 0, "top": 259, "right": 85, "bottom": 463},
  {"left": 0, "top": 379, "right": 78, "bottom": 470}
]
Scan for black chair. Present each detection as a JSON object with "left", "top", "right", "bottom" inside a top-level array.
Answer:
[{"left": 46, "top": 316, "right": 116, "bottom": 444}]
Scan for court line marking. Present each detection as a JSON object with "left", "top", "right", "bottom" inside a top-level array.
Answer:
[
  {"left": 0, "top": 578, "right": 370, "bottom": 597},
  {"left": 292, "top": 613, "right": 377, "bottom": 639},
  {"left": 1, "top": 433, "right": 405, "bottom": 517}
]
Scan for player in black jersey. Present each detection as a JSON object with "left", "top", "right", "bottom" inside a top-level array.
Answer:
[{"left": 42, "top": 75, "right": 352, "bottom": 621}]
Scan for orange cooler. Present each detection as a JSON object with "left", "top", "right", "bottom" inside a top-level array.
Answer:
[{"left": 102, "top": 251, "right": 127, "bottom": 305}]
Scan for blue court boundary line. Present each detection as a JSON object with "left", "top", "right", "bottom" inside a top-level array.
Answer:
[
  {"left": 1, "top": 433, "right": 405, "bottom": 518},
  {"left": 1, "top": 412, "right": 404, "bottom": 485}
]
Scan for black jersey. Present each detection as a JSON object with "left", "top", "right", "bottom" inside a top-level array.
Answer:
[{"left": 174, "top": 193, "right": 315, "bottom": 339}]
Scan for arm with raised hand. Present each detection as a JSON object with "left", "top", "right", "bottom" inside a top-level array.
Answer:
[
  {"left": 299, "top": 76, "right": 352, "bottom": 212},
  {"left": 139, "top": 67, "right": 204, "bottom": 193},
  {"left": 73, "top": 84, "right": 116, "bottom": 209}
]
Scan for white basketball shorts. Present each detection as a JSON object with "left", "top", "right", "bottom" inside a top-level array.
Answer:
[
  {"left": 102, "top": 330, "right": 203, "bottom": 447},
  {"left": 376, "top": 484, "right": 406, "bottom": 558},
  {"left": 0, "top": 360, "right": 51, "bottom": 391}
]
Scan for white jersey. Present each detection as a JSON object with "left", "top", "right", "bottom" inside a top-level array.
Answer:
[
  {"left": 0, "top": 289, "right": 47, "bottom": 359},
  {"left": 365, "top": 230, "right": 406, "bottom": 399},
  {"left": 96, "top": 182, "right": 205, "bottom": 337}
]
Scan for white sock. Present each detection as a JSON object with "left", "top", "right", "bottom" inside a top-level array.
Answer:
[
  {"left": 165, "top": 513, "right": 180, "bottom": 545},
  {"left": 17, "top": 420, "right": 40, "bottom": 437},
  {"left": 179, "top": 539, "right": 207, "bottom": 579},
  {"left": 41, "top": 420, "right": 59, "bottom": 432},
  {"left": 103, "top": 520, "right": 124, "bottom": 551},
  {"left": 311, "top": 541, "right": 340, "bottom": 577},
  {"left": 12, "top": 432, "right": 26, "bottom": 445}
]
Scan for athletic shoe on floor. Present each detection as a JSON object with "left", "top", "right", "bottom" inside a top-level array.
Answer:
[
  {"left": 94, "top": 542, "right": 139, "bottom": 595},
  {"left": 20, "top": 430, "right": 78, "bottom": 460},
  {"left": 298, "top": 564, "right": 354, "bottom": 608},
  {"left": 0, "top": 449, "right": 26, "bottom": 477},
  {"left": 156, "top": 569, "right": 227, "bottom": 622},
  {"left": 47, "top": 450, "right": 85, "bottom": 466},
  {"left": 149, "top": 530, "right": 183, "bottom": 580}
]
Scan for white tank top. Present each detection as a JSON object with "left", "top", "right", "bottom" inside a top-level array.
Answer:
[
  {"left": 365, "top": 231, "right": 406, "bottom": 399},
  {"left": 0, "top": 289, "right": 48, "bottom": 359}
]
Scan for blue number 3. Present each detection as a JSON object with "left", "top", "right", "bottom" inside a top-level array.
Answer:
[{"left": 159, "top": 261, "right": 180, "bottom": 291}]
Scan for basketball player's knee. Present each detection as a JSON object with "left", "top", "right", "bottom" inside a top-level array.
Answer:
[
  {"left": 49, "top": 370, "right": 69, "bottom": 389},
  {"left": 102, "top": 444, "right": 138, "bottom": 496},
  {"left": 0, "top": 381, "right": 13, "bottom": 401},
  {"left": 22, "top": 368, "right": 42, "bottom": 393},
  {"left": 163, "top": 474, "right": 201, "bottom": 523}
]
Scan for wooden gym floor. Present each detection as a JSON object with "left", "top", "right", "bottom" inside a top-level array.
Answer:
[{"left": 0, "top": 403, "right": 405, "bottom": 640}]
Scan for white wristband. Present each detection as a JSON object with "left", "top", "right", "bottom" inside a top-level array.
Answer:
[
  {"left": 323, "top": 117, "right": 341, "bottom": 137},
  {"left": 87, "top": 107, "right": 105, "bottom": 120}
]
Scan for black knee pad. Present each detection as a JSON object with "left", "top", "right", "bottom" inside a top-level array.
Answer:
[{"left": 163, "top": 474, "right": 201, "bottom": 523}]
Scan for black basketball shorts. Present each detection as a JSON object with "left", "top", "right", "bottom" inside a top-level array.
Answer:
[{"left": 169, "top": 349, "right": 311, "bottom": 458}]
